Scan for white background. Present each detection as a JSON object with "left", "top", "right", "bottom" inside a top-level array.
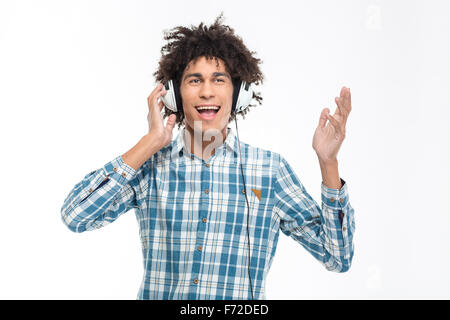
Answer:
[{"left": 0, "top": 0, "right": 449, "bottom": 299}]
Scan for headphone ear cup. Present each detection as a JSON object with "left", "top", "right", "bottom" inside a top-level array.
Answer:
[
  {"left": 173, "top": 79, "right": 183, "bottom": 116},
  {"left": 234, "top": 81, "right": 253, "bottom": 114},
  {"left": 231, "top": 80, "right": 241, "bottom": 114},
  {"left": 161, "top": 80, "right": 178, "bottom": 112}
]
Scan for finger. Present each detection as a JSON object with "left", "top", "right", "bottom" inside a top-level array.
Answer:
[
  {"left": 150, "top": 88, "right": 167, "bottom": 114},
  {"left": 318, "top": 108, "right": 330, "bottom": 129},
  {"left": 156, "top": 89, "right": 167, "bottom": 108},
  {"left": 326, "top": 113, "right": 344, "bottom": 136},
  {"left": 334, "top": 97, "right": 347, "bottom": 118},
  {"left": 148, "top": 83, "right": 163, "bottom": 99},
  {"left": 147, "top": 84, "right": 164, "bottom": 107},
  {"left": 346, "top": 87, "right": 352, "bottom": 113},
  {"left": 341, "top": 86, "right": 352, "bottom": 114},
  {"left": 165, "top": 114, "right": 177, "bottom": 132},
  {"left": 149, "top": 95, "right": 167, "bottom": 126}
]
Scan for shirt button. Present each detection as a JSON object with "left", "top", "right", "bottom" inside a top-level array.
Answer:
[
  {"left": 242, "top": 189, "right": 246, "bottom": 194},
  {"left": 113, "top": 167, "right": 117, "bottom": 172},
  {"left": 339, "top": 212, "right": 344, "bottom": 220},
  {"left": 122, "top": 173, "right": 126, "bottom": 178},
  {"left": 193, "top": 278, "right": 199, "bottom": 284},
  {"left": 205, "top": 189, "right": 209, "bottom": 194},
  {"left": 339, "top": 198, "right": 344, "bottom": 203},
  {"left": 88, "top": 188, "right": 93, "bottom": 193},
  {"left": 197, "top": 246, "right": 202, "bottom": 251},
  {"left": 330, "top": 197, "right": 335, "bottom": 202},
  {"left": 343, "top": 226, "right": 347, "bottom": 232},
  {"left": 205, "top": 163, "right": 210, "bottom": 167},
  {"left": 202, "top": 218, "right": 207, "bottom": 223}
]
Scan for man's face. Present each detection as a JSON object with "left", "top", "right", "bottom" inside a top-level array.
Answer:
[{"left": 180, "top": 56, "right": 234, "bottom": 135}]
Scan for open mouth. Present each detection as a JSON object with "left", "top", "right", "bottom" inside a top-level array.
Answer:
[{"left": 195, "top": 105, "right": 221, "bottom": 119}]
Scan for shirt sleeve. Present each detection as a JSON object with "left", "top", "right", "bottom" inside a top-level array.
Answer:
[
  {"left": 60, "top": 155, "right": 142, "bottom": 233},
  {"left": 272, "top": 154, "right": 355, "bottom": 272}
]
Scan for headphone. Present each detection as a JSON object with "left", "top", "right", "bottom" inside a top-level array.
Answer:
[
  {"left": 160, "top": 78, "right": 256, "bottom": 300},
  {"left": 160, "top": 79, "right": 254, "bottom": 115}
]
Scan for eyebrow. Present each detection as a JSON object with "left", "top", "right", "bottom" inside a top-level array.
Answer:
[{"left": 183, "top": 72, "right": 231, "bottom": 81}]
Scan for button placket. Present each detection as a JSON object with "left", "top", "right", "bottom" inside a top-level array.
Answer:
[{"left": 191, "top": 156, "right": 211, "bottom": 297}]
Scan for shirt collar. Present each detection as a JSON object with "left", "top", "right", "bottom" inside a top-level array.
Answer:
[{"left": 170, "top": 126, "right": 238, "bottom": 161}]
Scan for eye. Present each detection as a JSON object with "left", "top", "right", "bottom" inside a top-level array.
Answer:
[
  {"left": 215, "top": 78, "right": 225, "bottom": 83},
  {"left": 189, "top": 79, "right": 201, "bottom": 84}
]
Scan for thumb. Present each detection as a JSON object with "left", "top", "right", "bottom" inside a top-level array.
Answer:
[
  {"left": 318, "top": 108, "right": 330, "bottom": 129},
  {"left": 165, "top": 114, "right": 177, "bottom": 133}
]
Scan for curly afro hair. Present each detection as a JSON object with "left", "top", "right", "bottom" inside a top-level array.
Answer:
[{"left": 153, "top": 12, "right": 264, "bottom": 129}]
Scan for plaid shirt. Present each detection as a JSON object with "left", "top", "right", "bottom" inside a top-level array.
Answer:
[{"left": 61, "top": 126, "right": 355, "bottom": 300}]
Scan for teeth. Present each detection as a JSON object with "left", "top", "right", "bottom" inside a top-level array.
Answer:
[{"left": 196, "top": 106, "right": 220, "bottom": 111}]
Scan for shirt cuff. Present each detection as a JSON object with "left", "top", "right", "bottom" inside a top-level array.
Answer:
[
  {"left": 101, "top": 155, "right": 138, "bottom": 186},
  {"left": 321, "top": 178, "right": 348, "bottom": 210},
  {"left": 320, "top": 178, "right": 352, "bottom": 259}
]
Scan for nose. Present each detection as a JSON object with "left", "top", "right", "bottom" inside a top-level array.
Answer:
[{"left": 199, "top": 80, "right": 215, "bottom": 100}]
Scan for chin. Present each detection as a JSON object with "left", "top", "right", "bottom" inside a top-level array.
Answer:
[{"left": 186, "top": 118, "right": 227, "bottom": 135}]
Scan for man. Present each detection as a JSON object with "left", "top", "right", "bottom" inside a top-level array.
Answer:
[{"left": 61, "top": 14, "right": 355, "bottom": 300}]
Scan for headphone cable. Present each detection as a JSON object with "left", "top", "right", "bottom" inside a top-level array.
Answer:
[{"left": 234, "top": 117, "right": 255, "bottom": 300}]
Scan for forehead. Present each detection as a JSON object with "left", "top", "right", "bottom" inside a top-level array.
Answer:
[{"left": 183, "top": 56, "right": 228, "bottom": 74}]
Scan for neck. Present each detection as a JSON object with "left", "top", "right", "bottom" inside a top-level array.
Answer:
[{"left": 184, "top": 125, "right": 228, "bottom": 161}]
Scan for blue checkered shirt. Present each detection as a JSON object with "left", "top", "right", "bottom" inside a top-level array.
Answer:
[{"left": 61, "top": 126, "right": 355, "bottom": 300}]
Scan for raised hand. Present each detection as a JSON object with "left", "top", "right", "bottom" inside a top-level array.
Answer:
[
  {"left": 147, "top": 83, "right": 177, "bottom": 149},
  {"left": 312, "top": 86, "right": 352, "bottom": 165}
]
